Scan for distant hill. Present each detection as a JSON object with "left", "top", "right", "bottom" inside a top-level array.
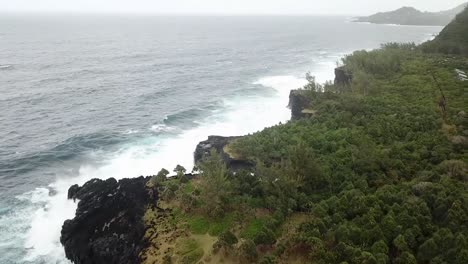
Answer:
[
  {"left": 421, "top": 6, "right": 468, "bottom": 55},
  {"left": 355, "top": 3, "right": 467, "bottom": 26}
]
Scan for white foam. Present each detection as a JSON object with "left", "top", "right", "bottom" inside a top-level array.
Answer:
[
  {"left": 150, "top": 124, "right": 177, "bottom": 133},
  {"left": 0, "top": 64, "right": 13, "bottom": 70},
  {"left": 23, "top": 184, "right": 76, "bottom": 262},
  {"left": 124, "top": 129, "right": 140, "bottom": 134},
  {"left": 20, "top": 65, "right": 333, "bottom": 263},
  {"left": 254, "top": 75, "right": 308, "bottom": 96}
]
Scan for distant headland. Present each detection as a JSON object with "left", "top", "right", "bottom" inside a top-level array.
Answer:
[{"left": 354, "top": 3, "right": 467, "bottom": 26}]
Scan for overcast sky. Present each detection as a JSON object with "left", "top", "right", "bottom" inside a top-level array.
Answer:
[{"left": 1, "top": 0, "right": 467, "bottom": 15}]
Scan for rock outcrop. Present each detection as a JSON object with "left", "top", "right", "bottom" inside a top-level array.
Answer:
[
  {"left": 194, "top": 136, "right": 254, "bottom": 171},
  {"left": 61, "top": 176, "right": 152, "bottom": 264},
  {"left": 288, "top": 90, "right": 311, "bottom": 120},
  {"left": 334, "top": 66, "right": 352, "bottom": 87},
  {"left": 288, "top": 66, "right": 352, "bottom": 120}
]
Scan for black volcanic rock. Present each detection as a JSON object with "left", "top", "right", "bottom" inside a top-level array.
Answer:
[
  {"left": 61, "top": 176, "right": 152, "bottom": 264},
  {"left": 194, "top": 136, "right": 254, "bottom": 171},
  {"left": 334, "top": 66, "right": 352, "bottom": 87},
  {"left": 288, "top": 90, "right": 310, "bottom": 120}
]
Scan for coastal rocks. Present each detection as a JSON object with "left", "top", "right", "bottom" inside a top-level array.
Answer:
[
  {"left": 288, "top": 90, "right": 311, "bottom": 120},
  {"left": 334, "top": 66, "right": 352, "bottom": 86},
  {"left": 194, "top": 136, "right": 254, "bottom": 171},
  {"left": 61, "top": 176, "right": 152, "bottom": 264},
  {"left": 288, "top": 66, "right": 352, "bottom": 120}
]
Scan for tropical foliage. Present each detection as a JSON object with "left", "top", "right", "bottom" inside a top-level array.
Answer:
[{"left": 146, "top": 15, "right": 468, "bottom": 262}]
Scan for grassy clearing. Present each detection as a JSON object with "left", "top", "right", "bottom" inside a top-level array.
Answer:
[
  {"left": 175, "top": 238, "right": 204, "bottom": 264},
  {"left": 182, "top": 181, "right": 194, "bottom": 194},
  {"left": 208, "top": 213, "right": 234, "bottom": 236},
  {"left": 187, "top": 216, "right": 210, "bottom": 234},
  {"left": 184, "top": 213, "right": 235, "bottom": 236},
  {"left": 240, "top": 218, "right": 268, "bottom": 240}
]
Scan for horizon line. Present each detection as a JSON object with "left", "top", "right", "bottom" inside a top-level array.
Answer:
[{"left": 0, "top": 10, "right": 362, "bottom": 17}]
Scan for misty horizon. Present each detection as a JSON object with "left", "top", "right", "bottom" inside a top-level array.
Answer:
[{"left": 1, "top": 0, "right": 467, "bottom": 16}]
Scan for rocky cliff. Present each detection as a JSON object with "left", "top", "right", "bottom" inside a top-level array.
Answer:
[
  {"left": 194, "top": 135, "right": 254, "bottom": 171},
  {"left": 334, "top": 66, "right": 352, "bottom": 87},
  {"left": 61, "top": 176, "right": 152, "bottom": 264},
  {"left": 288, "top": 66, "right": 353, "bottom": 120},
  {"left": 288, "top": 90, "right": 311, "bottom": 120}
]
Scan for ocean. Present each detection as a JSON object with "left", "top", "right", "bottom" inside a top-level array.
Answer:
[{"left": 0, "top": 14, "right": 442, "bottom": 263}]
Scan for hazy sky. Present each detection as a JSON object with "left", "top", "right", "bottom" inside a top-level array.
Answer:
[{"left": 1, "top": 0, "right": 467, "bottom": 15}]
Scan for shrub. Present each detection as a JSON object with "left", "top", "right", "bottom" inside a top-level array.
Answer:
[
  {"left": 253, "top": 227, "right": 276, "bottom": 245},
  {"left": 149, "top": 168, "right": 170, "bottom": 186},
  {"left": 220, "top": 230, "right": 238, "bottom": 246},
  {"left": 187, "top": 216, "right": 210, "bottom": 234},
  {"left": 238, "top": 239, "right": 258, "bottom": 263}
]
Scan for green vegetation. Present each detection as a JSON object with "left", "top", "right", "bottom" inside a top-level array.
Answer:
[
  {"left": 238, "top": 239, "right": 258, "bottom": 262},
  {"left": 187, "top": 216, "right": 210, "bottom": 234},
  {"left": 207, "top": 213, "right": 234, "bottom": 236},
  {"left": 241, "top": 218, "right": 268, "bottom": 240},
  {"left": 175, "top": 238, "right": 205, "bottom": 264},
  {"left": 422, "top": 7, "right": 468, "bottom": 55},
  {"left": 197, "top": 149, "right": 233, "bottom": 218},
  {"left": 149, "top": 168, "right": 169, "bottom": 187},
  {"left": 226, "top": 43, "right": 467, "bottom": 263},
  {"left": 144, "top": 15, "right": 467, "bottom": 263}
]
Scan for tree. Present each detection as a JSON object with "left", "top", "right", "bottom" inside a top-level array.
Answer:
[
  {"left": 417, "top": 238, "right": 438, "bottom": 262},
  {"left": 150, "top": 168, "right": 170, "bottom": 186},
  {"left": 161, "top": 181, "right": 179, "bottom": 201},
  {"left": 393, "top": 234, "right": 409, "bottom": 252},
  {"left": 213, "top": 231, "right": 238, "bottom": 254},
  {"left": 198, "top": 149, "right": 232, "bottom": 217},
  {"left": 285, "top": 140, "right": 325, "bottom": 192},
  {"left": 253, "top": 227, "right": 276, "bottom": 245},
  {"left": 174, "top": 165, "right": 188, "bottom": 183},
  {"left": 303, "top": 73, "right": 323, "bottom": 92},
  {"left": 174, "top": 165, "right": 186, "bottom": 175},
  {"left": 220, "top": 230, "right": 238, "bottom": 246},
  {"left": 237, "top": 239, "right": 258, "bottom": 263},
  {"left": 395, "top": 252, "right": 416, "bottom": 264},
  {"left": 355, "top": 251, "right": 378, "bottom": 264},
  {"left": 371, "top": 240, "right": 388, "bottom": 255}
]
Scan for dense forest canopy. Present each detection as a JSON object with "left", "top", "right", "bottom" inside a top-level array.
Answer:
[{"left": 225, "top": 43, "right": 467, "bottom": 263}]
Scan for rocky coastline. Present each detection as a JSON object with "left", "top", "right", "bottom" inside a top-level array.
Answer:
[
  {"left": 61, "top": 177, "right": 151, "bottom": 264},
  {"left": 60, "top": 66, "right": 343, "bottom": 264}
]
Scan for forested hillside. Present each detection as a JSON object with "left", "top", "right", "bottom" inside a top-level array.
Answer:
[
  {"left": 140, "top": 41, "right": 467, "bottom": 263},
  {"left": 422, "top": 7, "right": 468, "bottom": 55},
  {"left": 225, "top": 43, "right": 467, "bottom": 263}
]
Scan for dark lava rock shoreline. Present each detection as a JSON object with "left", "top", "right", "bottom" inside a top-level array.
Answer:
[{"left": 61, "top": 177, "right": 151, "bottom": 264}]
